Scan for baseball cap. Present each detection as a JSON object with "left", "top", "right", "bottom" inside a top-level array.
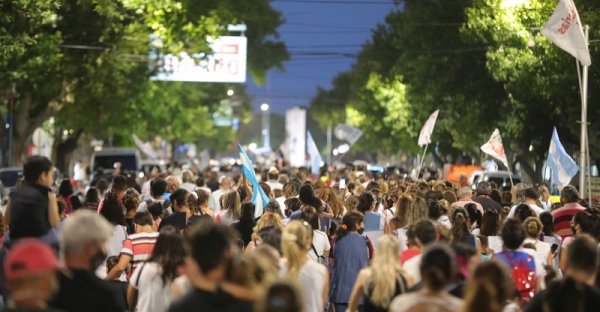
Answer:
[{"left": 5, "top": 239, "right": 59, "bottom": 279}]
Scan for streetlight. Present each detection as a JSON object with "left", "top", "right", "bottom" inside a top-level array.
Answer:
[
  {"left": 227, "top": 89, "right": 234, "bottom": 96},
  {"left": 261, "top": 103, "right": 270, "bottom": 149}
]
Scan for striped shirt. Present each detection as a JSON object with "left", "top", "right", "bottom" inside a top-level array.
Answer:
[
  {"left": 551, "top": 203, "right": 585, "bottom": 239},
  {"left": 120, "top": 232, "right": 159, "bottom": 279}
]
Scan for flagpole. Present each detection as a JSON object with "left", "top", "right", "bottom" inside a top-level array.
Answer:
[
  {"left": 416, "top": 144, "right": 429, "bottom": 180},
  {"left": 586, "top": 123, "right": 592, "bottom": 204},
  {"left": 578, "top": 25, "right": 590, "bottom": 199}
]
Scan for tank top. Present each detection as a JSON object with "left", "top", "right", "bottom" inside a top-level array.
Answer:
[{"left": 363, "top": 273, "right": 408, "bottom": 312}]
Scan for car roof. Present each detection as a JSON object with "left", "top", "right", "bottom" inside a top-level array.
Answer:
[{"left": 0, "top": 167, "right": 22, "bottom": 172}]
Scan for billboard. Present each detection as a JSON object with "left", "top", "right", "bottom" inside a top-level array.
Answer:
[
  {"left": 285, "top": 107, "right": 306, "bottom": 168},
  {"left": 151, "top": 36, "right": 247, "bottom": 83}
]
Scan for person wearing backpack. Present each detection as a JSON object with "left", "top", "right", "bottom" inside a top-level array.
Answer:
[
  {"left": 493, "top": 218, "right": 543, "bottom": 306},
  {"left": 300, "top": 206, "right": 330, "bottom": 266}
]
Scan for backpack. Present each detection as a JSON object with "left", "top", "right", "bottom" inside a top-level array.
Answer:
[
  {"left": 311, "top": 244, "right": 329, "bottom": 266},
  {"left": 503, "top": 251, "right": 536, "bottom": 303}
]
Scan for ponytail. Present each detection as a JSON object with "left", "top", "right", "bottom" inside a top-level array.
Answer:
[{"left": 336, "top": 211, "right": 364, "bottom": 242}]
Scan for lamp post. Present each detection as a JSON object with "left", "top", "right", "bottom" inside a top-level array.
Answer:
[{"left": 261, "top": 103, "right": 270, "bottom": 149}]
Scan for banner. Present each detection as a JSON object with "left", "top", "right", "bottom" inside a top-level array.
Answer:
[
  {"left": 285, "top": 107, "right": 307, "bottom": 168},
  {"left": 334, "top": 124, "right": 363, "bottom": 145},
  {"left": 418, "top": 110, "right": 439, "bottom": 147},
  {"left": 546, "top": 127, "right": 579, "bottom": 188},
  {"left": 541, "top": 0, "right": 591, "bottom": 66},
  {"left": 480, "top": 129, "right": 509, "bottom": 169},
  {"left": 306, "top": 131, "right": 322, "bottom": 176}
]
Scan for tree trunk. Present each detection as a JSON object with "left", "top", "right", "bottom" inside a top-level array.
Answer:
[
  {"left": 53, "top": 129, "right": 83, "bottom": 175},
  {"left": 10, "top": 93, "right": 54, "bottom": 165}
]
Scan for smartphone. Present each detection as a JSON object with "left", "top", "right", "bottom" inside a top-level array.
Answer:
[
  {"left": 339, "top": 178, "right": 346, "bottom": 189},
  {"left": 551, "top": 243, "right": 559, "bottom": 254}
]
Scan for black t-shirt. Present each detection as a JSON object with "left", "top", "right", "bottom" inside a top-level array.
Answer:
[
  {"left": 473, "top": 196, "right": 503, "bottom": 214},
  {"left": 158, "top": 212, "right": 187, "bottom": 231},
  {"left": 9, "top": 184, "right": 51, "bottom": 239},
  {"left": 232, "top": 220, "right": 255, "bottom": 247},
  {"left": 106, "top": 281, "right": 129, "bottom": 312},
  {"left": 525, "top": 283, "right": 600, "bottom": 312},
  {"left": 50, "top": 269, "right": 123, "bottom": 312},
  {"left": 168, "top": 288, "right": 252, "bottom": 312}
]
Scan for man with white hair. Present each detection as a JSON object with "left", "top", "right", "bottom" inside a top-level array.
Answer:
[
  {"left": 209, "top": 176, "right": 232, "bottom": 213},
  {"left": 451, "top": 186, "right": 484, "bottom": 215},
  {"left": 179, "top": 170, "right": 196, "bottom": 193},
  {"left": 50, "top": 210, "right": 122, "bottom": 312}
]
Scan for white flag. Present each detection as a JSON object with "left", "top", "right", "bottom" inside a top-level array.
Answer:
[
  {"left": 334, "top": 124, "right": 363, "bottom": 145},
  {"left": 541, "top": 0, "right": 591, "bottom": 66},
  {"left": 481, "top": 129, "right": 509, "bottom": 169},
  {"left": 418, "top": 110, "right": 439, "bottom": 147}
]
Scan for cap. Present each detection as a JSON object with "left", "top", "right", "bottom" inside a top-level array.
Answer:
[
  {"left": 5, "top": 239, "right": 59, "bottom": 279},
  {"left": 560, "top": 185, "right": 580, "bottom": 202}
]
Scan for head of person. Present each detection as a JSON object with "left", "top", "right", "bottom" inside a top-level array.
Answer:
[
  {"left": 408, "top": 197, "right": 428, "bottom": 226},
  {"left": 523, "top": 187, "right": 539, "bottom": 203},
  {"left": 84, "top": 187, "right": 100, "bottom": 204},
  {"left": 572, "top": 208, "right": 600, "bottom": 240},
  {"left": 514, "top": 203, "right": 534, "bottom": 223},
  {"left": 58, "top": 179, "right": 73, "bottom": 197},
  {"left": 268, "top": 169, "right": 279, "bottom": 181},
  {"left": 257, "top": 225, "right": 283, "bottom": 255},
  {"left": 336, "top": 211, "right": 364, "bottom": 241},
  {"left": 169, "top": 188, "right": 189, "bottom": 212},
  {"left": 189, "top": 188, "right": 211, "bottom": 215},
  {"left": 367, "top": 235, "right": 405, "bottom": 309},
  {"left": 23, "top": 156, "right": 54, "bottom": 187},
  {"left": 60, "top": 210, "right": 114, "bottom": 270},
  {"left": 427, "top": 199, "right": 443, "bottom": 220},
  {"left": 4, "top": 239, "right": 60, "bottom": 307},
  {"left": 298, "top": 184, "right": 321, "bottom": 210},
  {"left": 282, "top": 183, "right": 298, "bottom": 199},
  {"left": 282, "top": 220, "right": 313, "bottom": 279},
  {"left": 451, "top": 208, "right": 470, "bottom": 243},
  {"left": 476, "top": 181, "right": 492, "bottom": 197},
  {"left": 220, "top": 176, "right": 232, "bottom": 190},
  {"left": 147, "top": 202, "right": 164, "bottom": 220},
  {"left": 284, "top": 198, "right": 302, "bottom": 217},
  {"left": 100, "top": 191, "right": 125, "bottom": 226},
  {"left": 458, "top": 186, "right": 473, "bottom": 200},
  {"left": 538, "top": 185, "right": 550, "bottom": 201},
  {"left": 480, "top": 210, "right": 500, "bottom": 236},
  {"left": 560, "top": 185, "right": 580, "bottom": 204},
  {"left": 222, "top": 190, "right": 242, "bottom": 219},
  {"left": 413, "top": 219, "right": 437, "bottom": 248},
  {"left": 181, "top": 170, "right": 194, "bottom": 183},
  {"left": 465, "top": 203, "right": 482, "bottom": 227},
  {"left": 150, "top": 178, "right": 167, "bottom": 198},
  {"left": 148, "top": 225, "right": 185, "bottom": 285},
  {"left": 356, "top": 192, "right": 376, "bottom": 214},
  {"left": 185, "top": 222, "right": 235, "bottom": 283},
  {"left": 565, "top": 234, "right": 599, "bottom": 283},
  {"left": 501, "top": 218, "right": 526, "bottom": 250},
  {"left": 133, "top": 211, "right": 154, "bottom": 232},
  {"left": 394, "top": 194, "right": 412, "bottom": 227},
  {"left": 96, "top": 178, "right": 109, "bottom": 195},
  {"left": 419, "top": 244, "right": 457, "bottom": 292},
  {"left": 239, "top": 202, "right": 256, "bottom": 224},
  {"left": 523, "top": 216, "right": 543, "bottom": 239},
  {"left": 122, "top": 188, "right": 140, "bottom": 213},
  {"left": 539, "top": 211, "right": 555, "bottom": 236},
  {"left": 165, "top": 175, "right": 180, "bottom": 193},
  {"left": 300, "top": 206, "right": 319, "bottom": 230},
  {"left": 463, "top": 260, "right": 515, "bottom": 312},
  {"left": 256, "top": 281, "right": 303, "bottom": 312},
  {"left": 111, "top": 175, "right": 128, "bottom": 195}
]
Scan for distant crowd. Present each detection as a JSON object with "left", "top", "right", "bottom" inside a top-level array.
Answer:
[{"left": 0, "top": 155, "right": 599, "bottom": 312}]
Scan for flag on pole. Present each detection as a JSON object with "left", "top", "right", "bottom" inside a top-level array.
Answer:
[
  {"left": 306, "top": 131, "right": 322, "bottom": 176},
  {"left": 541, "top": 0, "right": 591, "bottom": 66},
  {"left": 418, "top": 110, "right": 439, "bottom": 147},
  {"left": 480, "top": 129, "right": 509, "bottom": 169},
  {"left": 334, "top": 124, "right": 363, "bottom": 145},
  {"left": 546, "top": 127, "right": 579, "bottom": 188},
  {"left": 238, "top": 143, "right": 270, "bottom": 218}
]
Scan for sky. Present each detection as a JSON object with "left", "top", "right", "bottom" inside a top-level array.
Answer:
[{"left": 246, "top": 0, "right": 397, "bottom": 115}]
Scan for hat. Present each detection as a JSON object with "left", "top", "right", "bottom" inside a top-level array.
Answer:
[
  {"left": 5, "top": 239, "right": 59, "bottom": 279},
  {"left": 560, "top": 185, "right": 580, "bottom": 202}
]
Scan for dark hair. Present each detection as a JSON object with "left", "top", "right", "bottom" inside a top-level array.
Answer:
[
  {"left": 264, "top": 201, "right": 282, "bottom": 217},
  {"left": 523, "top": 187, "right": 539, "bottom": 200},
  {"left": 112, "top": 175, "right": 128, "bottom": 192},
  {"left": 170, "top": 188, "right": 188, "bottom": 208},
  {"left": 239, "top": 202, "right": 256, "bottom": 223},
  {"left": 96, "top": 178, "right": 109, "bottom": 194},
  {"left": 420, "top": 244, "right": 456, "bottom": 291},
  {"left": 258, "top": 225, "right": 282, "bottom": 254},
  {"left": 451, "top": 208, "right": 471, "bottom": 244},
  {"left": 187, "top": 222, "right": 233, "bottom": 273},
  {"left": 539, "top": 212, "right": 555, "bottom": 236},
  {"left": 336, "top": 211, "right": 364, "bottom": 242},
  {"left": 544, "top": 277, "right": 584, "bottom": 312},
  {"left": 133, "top": 211, "right": 154, "bottom": 226},
  {"left": 195, "top": 176, "right": 205, "bottom": 187},
  {"left": 427, "top": 200, "right": 443, "bottom": 220},
  {"left": 465, "top": 203, "right": 482, "bottom": 228},
  {"left": 147, "top": 202, "right": 164, "bottom": 220},
  {"left": 23, "top": 156, "right": 53, "bottom": 184},
  {"left": 480, "top": 210, "right": 500, "bottom": 236},
  {"left": 490, "top": 189, "right": 503, "bottom": 205},
  {"left": 284, "top": 198, "right": 302, "bottom": 217},
  {"left": 356, "top": 192, "right": 375, "bottom": 214},
  {"left": 566, "top": 234, "right": 599, "bottom": 275},
  {"left": 260, "top": 182, "right": 272, "bottom": 198},
  {"left": 514, "top": 204, "right": 534, "bottom": 223},
  {"left": 300, "top": 206, "right": 319, "bottom": 230},
  {"left": 58, "top": 179, "right": 73, "bottom": 197},
  {"left": 501, "top": 218, "right": 526, "bottom": 250},
  {"left": 106, "top": 256, "right": 119, "bottom": 273},
  {"left": 476, "top": 181, "right": 492, "bottom": 196},
  {"left": 148, "top": 226, "right": 185, "bottom": 286},
  {"left": 100, "top": 191, "right": 125, "bottom": 226},
  {"left": 258, "top": 281, "right": 303, "bottom": 312},
  {"left": 85, "top": 188, "right": 100, "bottom": 204},
  {"left": 413, "top": 219, "right": 437, "bottom": 246},
  {"left": 298, "top": 184, "right": 321, "bottom": 211},
  {"left": 150, "top": 178, "right": 167, "bottom": 197},
  {"left": 122, "top": 188, "right": 140, "bottom": 212},
  {"left": 573, "top": 208, "right": 600, "bottom": 240}
]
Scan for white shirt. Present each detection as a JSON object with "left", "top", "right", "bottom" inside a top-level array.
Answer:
[
  {"left": 96, "top": 225, "right": 127, "bottom": 281},
  {"left": 309, "top": 230, "right": 330, "bottom": 262},
  {"left": 506, "top": 202, "right": 545, "bottom": 219},
  {"left": 215, "top": 210, "right": 238, "bottom": 226},
  {"left": 210, "top": 189, "right": 227, "bottom": 212},
  {"left": 280, "top": 260, "right": 327, "bottom": 312},
  {"left": 403, "top": 254, "right": 422, "bottom": 284},
  {"left": 266, "top": 180, "right": 283, "bottom": 191},
  {"left": 523, "top": 237, "right": 551, "bottom": 267},
  {"left": 180, "top": 182, "right": 196, "bottom": 193},
  {"left": 130, "top": 261, "right": 172, "bottom": 312}
]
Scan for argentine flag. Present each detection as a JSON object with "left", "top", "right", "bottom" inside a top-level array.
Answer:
[
  {"left": 238, "top": 143, "right": 269, "bottom": 218},
  {"left": 307, "top": 131, "right": 322, "bottom": 176},
  {"left": 546, "top": 127, "right": 579, "bottom": 188}
]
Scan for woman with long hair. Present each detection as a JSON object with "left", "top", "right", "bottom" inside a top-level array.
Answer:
[
  {"left": 300, "top": 206, "right": 330, "bottom": 264},
  {"left": 57, "top": 179, "right": 75, "bottom": 215},
  {"left": 316, "top": 186, "right": 345, "bottom": 220},
  {"left": 189, "top": 188, "right": 214, "bottom": 217},
  {"left": 215, "top": 190, "right": 241, "bottom": 225},
  {"left": 523, "top": 216, "right": 552, "bottom": 268},
  {"left": 83, "top": 187, "right": 100, "bottom": 211},
  {"left": 123, "top": 188, "right": 141, "bottom": 234},
  {"left": 233, "top": 202, "right": 256, "bottom": 247},
  {"left": 299, "top": 184, "right": 333, "bottom": 231},
  {"left": 97, "top": 191, "right": 128, "bottom": 280},
  {"left": 406, "top": 197, "right": 428, "bottom": 227},
  {"left": 450, "top": 208, "right": 479, "bottom": 252},
  {"left": 280, "top": 220, "right": 329, "bottom": 312},
  {"left": 463, "top": 260, "right": 516, "bottom": 312},
  {"left": 246, "top": 211, "right": 285, "bottom": 252},
  {"left": 347, "top": 235, "right": 411, "bottom": 312},
  {"left": 128, "top": 225, "right": 185, "bottom": 312},
  {"left": 330, "top": 211, "right": 369, "bottom": 312},
  {"left": 389, "top": 195, "right": 412, "bottom": 251}
]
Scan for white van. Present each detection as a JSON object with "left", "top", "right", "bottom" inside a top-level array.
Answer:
[{"left": 471, "top": 170, "right": 521, "bottom": 190}]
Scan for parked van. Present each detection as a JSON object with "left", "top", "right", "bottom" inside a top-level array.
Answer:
[
  {"left": 471, "top": 170, "right": 521, "bottom": 190},
  {"left": 90, "top": 148, "right": 140, "bottom": 183}
]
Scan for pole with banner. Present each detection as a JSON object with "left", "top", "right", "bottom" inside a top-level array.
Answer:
[
  {"left": 481, "top": 129, "right": 513, "bottom": 187},
  {"left": 417, "top": 110, "right": 439, "bottom": 179}
]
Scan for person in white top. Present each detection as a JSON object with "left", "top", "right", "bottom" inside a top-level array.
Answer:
[
  {"left": 299, "top": 206, "right": 331, "bottom": 262},
  {"left": 506, "top": 187, "right": 545, "bottom": 219},
  {"left": 138, "top": 178, "right": 167, "bottom": 213},
  {"left": 452, "top": 186, "right": 484, "bottom": 216},
  {"left": 179, "top": 170, "right": 197, "bottom": 193},
  {"left": 210, "top": 176, "right": 232, "bottom": 213},
  {"left": 522, "top": 217, "right": 552, "bottom": 267},
  {"left": 265, "top": 169, "right": 284, "bottom": 193},
  {"left": 128, "top": 226, "right": 186, "bottom": 312},
  {"left": 214, "top": 190, "right": 241, "bottom": 226},
  {"left": 280, "top": 220, "right": 329, "bottom": 312}
]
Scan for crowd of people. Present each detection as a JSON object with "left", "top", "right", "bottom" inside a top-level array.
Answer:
[{"left": 1, "top": 155, "right": 600, "bottom": 312}]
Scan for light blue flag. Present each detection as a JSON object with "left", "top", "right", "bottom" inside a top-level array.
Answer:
[
  {"left": 238, "top": 143, "right": 269, "bottom": 218},
  {"left": 546, "top": 127, "right": 579, "bottom": 188},
  {"left": 306, "top": 131, "right": 322, "bottom": 176}
]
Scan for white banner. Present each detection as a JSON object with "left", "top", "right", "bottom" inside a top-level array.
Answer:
[
  {"left": 480, "top": 129, "right": 509, "bottom": 169},
  {"left": 151, "top": 36, "right": 247, "bottom": 83},
  {"left": 541, "top": 0, "right": 591, "bottom": 66},
  {"left": 418, "top": 110, "right": 439, "bottom": 147},
  {"left": 285, "top": 107, "right": 306, "bottom": 168}
]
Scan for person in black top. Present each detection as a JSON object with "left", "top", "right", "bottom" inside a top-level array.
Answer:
[
  {"left": 159, "top": 189, "right": 191, "bottom": 232},
  {"left": 168, "top": 222, "right": 252, "bottom": 312},
  {"left": 525, "top": 234, "right": 600, "bottom": 312},
  {"left": 232, "top": 202, "right": 256, "bottom": 247},
  {"left": 50, "top": 211, "right": 123, "bottom": 312},
  {"left": 473, "top": 181, "right": 503, "bottom": 214},
  {"left": 6, "top": 156, "right": 60, "bottom": 243}
]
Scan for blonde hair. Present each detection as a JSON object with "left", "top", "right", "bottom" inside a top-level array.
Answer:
[
  {"left": 282, "top": 220, "right": 312, "bottom": 279},
  {"left": 523, "top": 216, "right": 543, "bottom": 238},
  {"left": 252, "top": 212, "right": 285, "bottom": 241},
  {"left": 363, "top": 235, "right": 407, "bottom": 308},
  {"left": 407, "top": 197, "right": 428, "bottom": 226},
  {"left": 222, "top": 190, "right": 241, "bottom": 219}
]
